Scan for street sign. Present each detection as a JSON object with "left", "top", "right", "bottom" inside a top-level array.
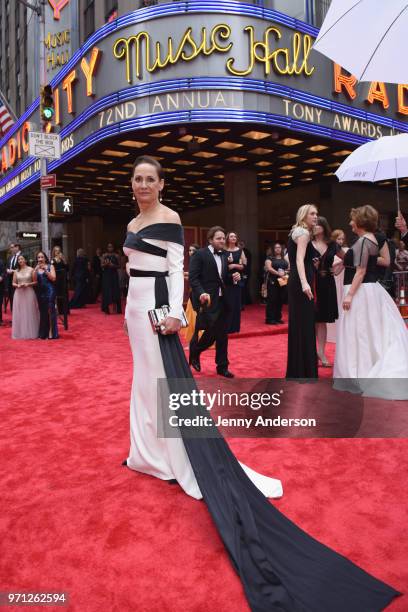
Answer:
[
  {"left": 16, "top": 231, "right": 42, "bottom": 240},
  {"left": 53, "top": 194, "right": 73, "bottom": 215},
  {"left": 28, "top": 131, "right": 61, "bottom": 160},
  {"left": 40, "top": 174, "right": 57, "bottom": 189}
]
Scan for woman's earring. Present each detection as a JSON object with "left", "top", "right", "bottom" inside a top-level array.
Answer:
[
  {"left": 132, "top": 192, "right": 135, "bottom": 201},
  {"left": 159, "top": 191, "right": 163, "bottom": 203}
]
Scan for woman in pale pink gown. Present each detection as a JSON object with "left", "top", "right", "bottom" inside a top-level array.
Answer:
[{"left": 12, "top": 255, "right": 40, "bottom": 340}]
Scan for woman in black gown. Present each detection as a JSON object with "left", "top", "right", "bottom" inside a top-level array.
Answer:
[
  {"left": 51, "top": 246, "right": 69, "bottom": 316},
  {"left": 69, "top": 248, "right": 90, "bottom": 309},
  {"left": 264, "top": 242, "right": 289, "bottom": 324},
  {"left": 123, "top": 161, "right": 399, "bottom": 611},
  {"left": 286, "top": 204, "right": 320, "bottom": 379},
  {"left": 313, "top": 217, "right": 340, "bottom": 367},
  {"left": 225, "top": 231, "right": 246, "bottom": 333}
]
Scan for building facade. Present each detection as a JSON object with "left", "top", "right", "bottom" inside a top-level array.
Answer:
[{"left": 0, "top": 1, "right": 406, "bottom": 277}]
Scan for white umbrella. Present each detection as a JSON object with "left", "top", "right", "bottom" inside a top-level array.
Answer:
[
  {"left": 313, "top": 0, "right": 408, "bottom": 83},
  {"left": 335, "top": 133, "right": 408, "bottom": 212}
]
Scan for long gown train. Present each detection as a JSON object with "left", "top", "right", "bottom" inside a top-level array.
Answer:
[{"left": 124, "top": 224, "right": 399, "bottom": 611}]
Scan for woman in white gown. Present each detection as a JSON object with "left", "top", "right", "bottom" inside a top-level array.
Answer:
[
  {"left": 334, "top": 205, "right": 408, "bottom": 399},
  {"left": 12, "top": 254, "right": 40, "bottom": 340},
  {"left": 122, "top": 158, "right": 399, "bottom": 611}
]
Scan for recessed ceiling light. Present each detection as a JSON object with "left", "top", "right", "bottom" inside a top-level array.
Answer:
[
  {"left": 163, "top": 167, "right": 176, "bottom": 173},
  {"left": 207, "top": 128, "right": 230, "bottom": 133},
  {"left": 178, "top": 135, "right": 208, "bottom": 143},
  {"left": 322, "top": 171, "right": 333, "bottom": 176},
  {"left": 204, "top": 164, "right": 222, "bottom": 169},
  {"left": 216, "top": 141, "right": 243, "bottom": 150},
  {"left": 250, "top": 147, "right": 273, "bottom": 155},
  {"left": 327, "top": 162, "right": 341, "bottom": 167},
  {"left": 301, "top": 178, "right": 313, "bottom": 181},
  {"left": 97, "top": 177, "right": 115, "bottom": 181},
  {"left": 280, "top": 164, "right": 296, "bottom": 170},
  {"left": 277, "top": 138, "right": 303, "bottom": 146},
  {"left": 174, "top": 160, "right": 196, "bottom": 165},
  {"left": 227, "top": 156, "right": 247, "bottom": 162},
  {"left": 242, "top": 130, "right": 270, "bottom": 140},
  {"left": 278, "top": 153, "right": 299, "bottom": 159},
  {"left": 65, "top": 173, "right": 84, "bottom": 177},
  {"left": 158, "top": 146, "right": 184, "bottom": 154},
  {"left": 193, "top": 151, "right": 218, "bottom": 158},
  {"left": 261, "top": 187, "right": 272, "bottom": 191},
  {"left": 332, "top": 150, "right": 352, "bottom": 156},
  {"left": 109, "top": 170, "right": 128, "bottom": 175},
  {"left": 186, "top": 171, "right": 204, "bottom": 176},
  {"left": 257, "top": 172, "right": 272, "bottom": 176},
  {"left": 308, "top": 144, "right": 329, "bottom": 152},
  {"left": 196, "top": 180, "right": 211, "bottom": 184},
  {"left": 302, "top": 169, "right": 317, "bottom": 174},
  {"left": 280, "top": 174, "right": 294, "bottom": 179},
  {"left": 119, "top": 140, "right": 148, "bottom": 148},
  {"left": 260, "top": 180, "right": 272, "bottom": 184},
  {"left": 102, "top": 150, "right": 129, "bottom": 157},
  {"left": 174, "top": 177, "right": 187, "bottom": 182},
  {"left": 305, "top": 158, "right": 324, "bottom": 163},
  {"left": 378, "top": 180, "right": 392, "bottom": 185},
  {"left": 279, "top": 182, "right": 291, "bottom": 187},
  {"left": 149, "top": 131, "right": 171, "bottom": 137},
  {"left": 255, "top": 161, "right": 272, "bottom": 167},
  {"left": 214, "top": 174, "right": 224, "bottom": 179},
  {"left": 88, "top": 158, "right": 112, "bottom": 165},
  {"left": 75, "top": 166, "right": 97, "bottom": 172}
]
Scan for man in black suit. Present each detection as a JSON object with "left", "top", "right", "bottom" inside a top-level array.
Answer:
[
  {"left": 189, "top": 226, "right": 240, "bottom": 378},
  {"left": 6, "top": 243, "right": 21, "bottom": 311},
  {"left": 396, "top": 212, "right": 408, "bottom": 247}
]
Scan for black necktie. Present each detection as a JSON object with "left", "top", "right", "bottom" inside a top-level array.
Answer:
[{"left": 215, "top": 250, "right": 223, "bottom": 256}]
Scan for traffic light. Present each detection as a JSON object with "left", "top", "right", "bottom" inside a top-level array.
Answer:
[{"left": 40, "top": 85, "right": 54, "bottom": 122}]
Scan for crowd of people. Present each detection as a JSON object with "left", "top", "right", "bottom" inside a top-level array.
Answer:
[{"left": 0, "top": 241, "right": 128, "bottom": 339}]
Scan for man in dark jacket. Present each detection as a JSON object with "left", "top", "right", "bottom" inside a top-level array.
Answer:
[{"left": 189, "top": 226, "right": 240, "bottom": 378}]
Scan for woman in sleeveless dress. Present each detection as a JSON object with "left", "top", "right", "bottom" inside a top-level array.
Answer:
[
  {"left": 313, "top": 216, "right": 340, "bottom": 367},
  {"left": 334, "top": 205, "right": 408, "bottom": 399},
  {"left": 224, "top": 231, "right": 246, "bottom": 333},
  {"left": 34, "top": 251, "right": 59, "bottom": 340},
  {"left": 286, "top": 204, "right": 320, "bottom": 378},
  {"left": 122, "top": 158, "right": 399, "bottom": 611},
  {"left": 12, "top": 254, "right": 40, "bottom": 340}
]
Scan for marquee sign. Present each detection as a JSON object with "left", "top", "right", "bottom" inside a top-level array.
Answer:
[{"left": 1, "top": 1, "right": 408, "bottom": 204}]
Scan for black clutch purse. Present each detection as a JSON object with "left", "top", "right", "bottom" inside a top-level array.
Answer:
[{"left": 148, "top": 305, "right": 189, "bottom": 333}]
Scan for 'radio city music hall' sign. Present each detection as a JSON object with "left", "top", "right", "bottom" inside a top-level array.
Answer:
[{"left": 2, "top": 12, "right": 408, "bottom": 178}]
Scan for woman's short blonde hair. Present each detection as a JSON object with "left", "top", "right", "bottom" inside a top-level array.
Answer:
[
  {"left": 350, "top": 205, "right": 378, "bottom": 232},
  {"left": 331, "top": 229, "right": 345, "bottom": 242},
  {"left": 292, "top": 204, "right": 318, "bottom": 231}
]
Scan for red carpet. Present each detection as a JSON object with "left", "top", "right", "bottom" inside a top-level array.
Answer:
[{"left": 1, "top": 304, "right": 407, "bottom": 611}]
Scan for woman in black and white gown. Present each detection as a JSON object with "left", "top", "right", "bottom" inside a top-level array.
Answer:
[
  {"left": 334, "top": 205, "right": 408, "bottom": 399},
  {"left": 122, "top": 158, "right": 399, "bottom": 612}
]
